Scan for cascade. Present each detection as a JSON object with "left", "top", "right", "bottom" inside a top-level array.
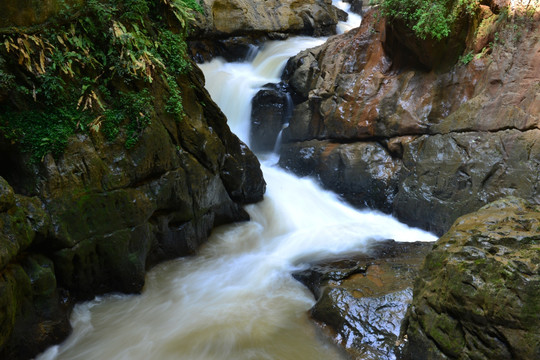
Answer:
[{"left": 37, "top": 4, "right": 436, "bottom": 360}]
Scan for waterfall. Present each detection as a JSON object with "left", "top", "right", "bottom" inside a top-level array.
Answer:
[{"left": 37, "top": 5, "right": 435, "bottom": 360}]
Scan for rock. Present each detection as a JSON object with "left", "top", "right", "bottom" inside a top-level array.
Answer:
[
  {"left": 0, "top": 0, "right": 83, "bottom": 28},
  {"left": 0, "top": 177, "right": 15, "bottom": 212},
  {"left": 293, "top": 240, "right": 434, "bottom": 359},
  {"left": 272, "top": 7, "right": 540, "bottom": 234},
  {"left": 0, "top": 195, "right": 50, "bottom": 271},
  {"left": 189, "top": 0, "right": 341, "bottom": 61},
  {"left": 280, "top": 140, "right": 402, "bottom": 212},
  {"left": 395, "top": 130, "right": 540, "bottom": 235},
  {"left": 0, "top": 256, "right": 71, "bottom": 359},
  {"left": 400, "top": 197, "right": 540, "bottom": 360},
  {"left": 250, "top": 82, "right": 293, "bottom": 153},
  {"left": 343, "top": 0, "right": 363, "bottom": 15}
]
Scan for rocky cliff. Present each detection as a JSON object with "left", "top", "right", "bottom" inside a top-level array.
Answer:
[
  {"left": 254, "top": 3, "right": 540, "bottom": 235},
  {"left": 0, "top": 1, "right": 265, "bottom": 358}
]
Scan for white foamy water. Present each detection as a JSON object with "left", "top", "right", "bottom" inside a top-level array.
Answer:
[
  {"left": 334, "top": 0, "right": 363, "bottom": 34},
  {"left": 199, "top": 36, "right": 326, "bottom": 147},
  {"left": 37, "top": 6, "right": 435, "bottom": 360}
]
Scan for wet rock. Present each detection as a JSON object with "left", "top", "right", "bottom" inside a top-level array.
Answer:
[
  {"left": 280, "top": 140, "right": 402, "bottom": 212},
  {"left": 276, "top": 7, "right": 540, "bottom": 234},
  {"left": 0, "top": 256, "right": 71, "bottom": 359},
  {"left": 189, "top": 0, "right": 341, "bottom": 61},
  {"left": 348, "top": 0, "right": 363, "bottom": 15},
  {"left": 395, "top": 130, "right": 540, "bottom": 235},
  {"left": 401, "top": 197, "right": 540, "bottom": 360},
  {"left": 293, "top": 240, "right": 434, "bottom": 359},
  {"left": 250, "top": 82, "right": 293, "bottom": 153}
]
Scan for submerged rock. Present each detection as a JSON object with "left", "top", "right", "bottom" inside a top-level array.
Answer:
[
  {"left": 400, "top": 197, "right": 540, "bottom": 360},
  {"left": 293, "top": 240, "right": 434, "bottom": 359}
]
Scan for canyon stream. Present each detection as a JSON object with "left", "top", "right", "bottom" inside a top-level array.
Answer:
[{"left": 37, "top": 3, "right": 436, "bottom": 359}]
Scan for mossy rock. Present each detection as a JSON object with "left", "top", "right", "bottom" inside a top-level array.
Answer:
[
  {"left": 0, "top": 0, "right": 84, "bottom": 28},
  {"left": 401, "top": 197, "right": 540, "bottom": 360},
  {"left": 0, "top": 255, "right": 70, "bottom": 359},
  {"left": 0, "top": 177, "right": 15, "bottom": 212}
]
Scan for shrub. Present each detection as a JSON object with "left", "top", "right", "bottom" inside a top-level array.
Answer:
[{"left": 379, "top": 0, "right": 480, "bottom": 40}]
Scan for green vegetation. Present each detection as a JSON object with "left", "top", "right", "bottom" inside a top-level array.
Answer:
[
  {"left": 379, "top": 0, "right": 480, "bottom": 40},
  {"left": 0, "top": 0, "right": 202, "bottom": 161},
  {"left": 459, "top": 50, "right": 474, "bottom": 65}
]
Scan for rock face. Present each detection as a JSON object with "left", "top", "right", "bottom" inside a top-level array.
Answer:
[
  {"left": 0, "top": 63, "right": 265, "bottom": 358},
  {"left": 293, "top": 240, "right": 434, "bottom": 360},
  {"left": 266, "top": 7, "right": 540, "bottom": 234},
  {"left": 400, "top": 197, "right": 540, "bottom": 360},
  {"left": 0, "top": 4, "right": 266, "bottom": 357},
  {"left": 0, "top": 0, "right": 83, "bottom": 28},
  {"left": 188, "top": 0, "right": 343, "bottom": 61}
]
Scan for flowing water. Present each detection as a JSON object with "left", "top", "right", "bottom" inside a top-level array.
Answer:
[{"left": 37, "top": 5, "right": 436, "bottom": 360}]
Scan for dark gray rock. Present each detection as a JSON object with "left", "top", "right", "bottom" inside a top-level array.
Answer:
[
  {"left": 293, "top": 240, "right": 434, "bottom": 359},
  {"left": 250, "top": 82, "right": 293, "bottom": 153}
]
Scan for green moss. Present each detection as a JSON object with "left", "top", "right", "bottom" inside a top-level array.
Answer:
[
  {"left": 0, "top": 0, "right": 201, "bottom": 161},
  {"left": 380, "top": 0, "right": 480, "bottom": 40}
]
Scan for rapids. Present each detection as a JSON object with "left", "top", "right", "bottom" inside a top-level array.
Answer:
[{"left": 37, "top": 5, "right": 436, "bottom": 360}]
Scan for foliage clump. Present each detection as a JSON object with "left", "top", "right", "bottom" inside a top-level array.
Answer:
[
  {"left": 0, "top": 0, "right": 202, "bottom": 161},
  {"left": 379, "top": 0, "right": 480, "bottom": 40}
]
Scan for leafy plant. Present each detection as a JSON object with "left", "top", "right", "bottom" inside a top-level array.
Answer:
[
  {"left": 460, "top": 51, "right": 474, "bottom": 65},
  {"left": 0, "top": 0, "right": 202, "bottom": 161}
]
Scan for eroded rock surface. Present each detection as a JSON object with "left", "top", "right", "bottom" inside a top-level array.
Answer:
[
  {"left": 266, "top": 7, "right": 540, "bottom": 234},
  {"left": 293, "top": 240, "right": 433, "bottom": 359},
  {"left": 400, "top": 197, "right": 540, "bottom": 360}
]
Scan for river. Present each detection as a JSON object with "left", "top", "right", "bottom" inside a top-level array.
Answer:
[{"left": 37, "top": 4, "right": 436, "bottom": 360}]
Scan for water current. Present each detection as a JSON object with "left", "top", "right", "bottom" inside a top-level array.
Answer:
[{"left": 37, "top": 3, "right": 436, "bottom": 359}]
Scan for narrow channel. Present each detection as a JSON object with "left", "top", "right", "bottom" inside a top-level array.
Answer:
[{"left": 37, "top": 4, "right": 436, "bottom": 360}]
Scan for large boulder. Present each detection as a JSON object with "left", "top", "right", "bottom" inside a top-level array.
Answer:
[
  {"left": 250, "top": 82, "right": 293, "bottom": 153},
  {"left": 188, "top": 0, "right": 343, "bottom": 61},
  {"left": 280, "top": 140, "right": 402, "bottom": 212},
  {"left": 264, "top": 6, "right": 540, "bottom": 234},
  {"left": 293, "top": 240, "right": 434, "bottom": 359},
  {"left": 400, "top": 197, "right": 540, "bottom": 360}
]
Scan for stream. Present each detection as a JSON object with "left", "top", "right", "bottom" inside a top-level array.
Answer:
[{"left": 37, "top": 3, "right": 436, "bottom": 359}]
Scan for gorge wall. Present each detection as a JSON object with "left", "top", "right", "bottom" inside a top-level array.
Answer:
[
  {"left": 254, "top": 3, "right": 540, "bottom": 235},
  {"left": 0, "top": 1, "right": 265, "bottom": 358}
]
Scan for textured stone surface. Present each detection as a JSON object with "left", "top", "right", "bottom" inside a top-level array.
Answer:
[
  {"left": 400, "top": 197, "right": 540, "bottom": 360},
  {"left": 280, "top": 140, "right": 402, "bottom": 212},
  {"left": 266, "top": 7, "right": 540, "bottom": 234},
  {"left": 250, "top": 82, "right": 293, "bottom": 153},
  {"left": 293, "top": 240, "right": 433, "bottom": 359},
  {"left": 0, "top": 25, "right": 266, "bottom": 360},
  {"left": 0, "top": 0, "right": 83, "bottom": 28}
]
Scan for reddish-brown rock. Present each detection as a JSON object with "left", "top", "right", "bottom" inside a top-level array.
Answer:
[{"left": 270, "top": 7, "right": 540, "bottom": 234}]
